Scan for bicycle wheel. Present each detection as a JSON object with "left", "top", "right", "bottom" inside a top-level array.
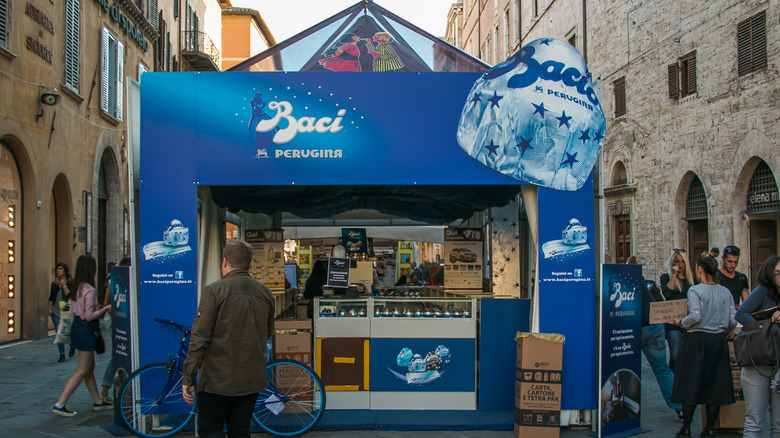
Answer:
[
  {"left": 119, "top": 363, "right": 196, "bottom": 438},
  {"left": 252, "top": 359, "right": 326, "bottom": 437}
]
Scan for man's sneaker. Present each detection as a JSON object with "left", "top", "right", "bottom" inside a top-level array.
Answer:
[
  {"left": 93, "top": 400, "right": 113, "bottom": 411},
  {"left": 52, "top": 405, "right": 77, "bottom": 417}
]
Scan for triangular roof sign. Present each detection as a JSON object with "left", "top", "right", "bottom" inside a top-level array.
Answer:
[{"left": 228, "top": 0, "right": 489, "bottom": 73}]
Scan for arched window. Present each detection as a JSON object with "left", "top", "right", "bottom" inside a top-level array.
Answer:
[
  {"left": 611, "top": 161, "right": 628, "bottom": 186},
  {"left": 747, "top": 160, "right": 779, "bottom": 214},
  {"left": 685, "top": 176, "right": 708, "bottom": 264}
]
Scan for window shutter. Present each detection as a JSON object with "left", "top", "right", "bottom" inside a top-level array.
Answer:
[
  {"left": 751, "top": 11, "right": 767, "bottom": 71},
  {"left": 100, "top": 28, "right": 110, "bottom": 113},
  {"left": 687, "top": 56, "right": 696, "bottom": 94},
  {"left": 614, "top": 79, "right": 626, "bottom": 117},
  {"left": 64, "top": 0, "right": 81, "bottom": 92},
  {"left": 138, "top": 63, "right": 147, "bottom": 78},
  {"left": 149, "top": 0, "right": 158, "bottom": 31},
  {"left": 667, "top": 63, "right": 679, "bottom": 99},
  {"left": 115, "top": 41, "right": 124, "bottom": 121},
  {"left": 0, "top": 0, "right": 9, "bottom": 48}
]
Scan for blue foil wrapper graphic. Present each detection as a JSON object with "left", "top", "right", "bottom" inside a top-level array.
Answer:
[{"left": 457, "top": 38, "right": 606, "bottom": 191}]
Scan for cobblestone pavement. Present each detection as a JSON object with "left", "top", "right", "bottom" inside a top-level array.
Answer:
[{"left": 0, "top": 335, "right": 747, "bottom": 437}]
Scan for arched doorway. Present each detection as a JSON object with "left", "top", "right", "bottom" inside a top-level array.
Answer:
[
  {"left": 48, "top": 174, "right": 74, "bottom": 331},
  {"left": 685, "top": 175, "right": 708, "bottom": 266},
  {"left": 97, "top": 149, "right": 122, "bottom": 294},
  {"left": 747, "top": 160, "right": 779, "bottom": 287},
  {"left": 0, "top": 141, "right": 22, "bottom": 342}
]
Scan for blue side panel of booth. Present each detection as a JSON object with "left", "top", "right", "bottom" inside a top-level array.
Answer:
[
  {"left": 537, "top": 176, "right": 597, "bottom": 411},
  {"left": 139, "top": 74, "right": 200, "bottom": 366},
  {"left": 478, "top": 298, "right": 530, "bottom": 411}
]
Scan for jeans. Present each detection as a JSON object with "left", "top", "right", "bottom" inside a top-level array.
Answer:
[
  {"left": 642, "top": 324, "right": 681, "bottom": 411},
  {"left": 665, "top": 328, "right": 683, "bottom": 373},
  {"left": 741, "top": 365, "right": 780, "bottom": 438},
  {"left": 51, "top": 314, "right": 64, "bottom": 354},
  {"left": 197, "top": 391, "right": 258, "bottom": 438}
]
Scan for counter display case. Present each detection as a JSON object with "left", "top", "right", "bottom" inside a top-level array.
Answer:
[{"left": 314, "top": 297, "right": 478, "bottom": 410}]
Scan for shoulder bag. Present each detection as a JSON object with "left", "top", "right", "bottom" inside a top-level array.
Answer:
[
  {"left": 733, "top": 319, "right": 780, "bottom": 372},
  {"left": 91, "top": 319, "right": 106, "bottom": 354}
]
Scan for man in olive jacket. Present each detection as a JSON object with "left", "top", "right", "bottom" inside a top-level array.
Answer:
[{"left": 182, "top": 240, "right": 275, "bottom": 438}]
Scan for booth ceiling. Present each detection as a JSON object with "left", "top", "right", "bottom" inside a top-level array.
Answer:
[
  {"left": 216, "top": 1, "right": 510, "bottom": 224},
  {"left": 211, "top": 185, "right": 522, "bottom": 225}
]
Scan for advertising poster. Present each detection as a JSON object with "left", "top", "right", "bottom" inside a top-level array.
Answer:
[
  {"left": 599, "top": 264, "right": 644, "bottom": 436},
  {"left": 326, "top": 257, "right": 350, "bottom": 288},
  {"left": 298, "top": 245, "right": 312, "bottom": 284},
  {"left": 536, "top": 176, "right": 596, "bottom": 410},
  {"left": 109, "top": 266, "right": 132, "bottom": 420},
  {"left": 443, "top": 228, "right": 483, "bottom": 289},
  {"left": 341, "top": 228, "right": 367, "bottom": 256},
  {"left": 369, "top": 338, "right": 475, "bottom": 392},
  {"left": 397, "top": 241, "right": 413, "bottom": 279},
  {"left": 245, "top": 229, "right": 285, "bottom": 290}
]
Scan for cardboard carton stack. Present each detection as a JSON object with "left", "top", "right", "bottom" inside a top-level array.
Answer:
[
  {"left": 274, "top": 320, "right": 312, "bottom": 366},
  {"left": 514, "top": 332, "right": 565, "bottom": 438}
]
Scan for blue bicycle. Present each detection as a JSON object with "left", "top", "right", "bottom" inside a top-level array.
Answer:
[{"left": 119, "top": 318, "right": 325, "bottom": 437}]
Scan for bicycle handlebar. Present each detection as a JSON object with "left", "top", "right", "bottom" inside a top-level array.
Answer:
[{"left": 154, "top": 317, "right": 192, "bottom": 333}]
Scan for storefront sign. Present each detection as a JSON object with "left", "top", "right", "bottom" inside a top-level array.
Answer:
[
  {"left": 599, "top": 264, "right": 644, "bottom": 436},
  {"left": 25, "top": 3, "right": 54, "bottom": 34},
  {"left": 748, "top": 189, "right": 779, "bottom": 206},
  {"left": 95, "top": 0, "right": 149, "bottom": 51},
  {"left": 25, "top": 37, "right": 52, "bottom": 63}
]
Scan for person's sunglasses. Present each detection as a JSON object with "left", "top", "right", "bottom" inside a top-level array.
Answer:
[
  {"left": 673, "top": 248, "right": 687, "bottom": 254},
  {"left": 724, "top": 246, "right": 740, "bottom": 257}
]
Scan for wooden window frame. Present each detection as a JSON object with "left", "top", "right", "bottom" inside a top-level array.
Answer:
[
  {"left": 613, "top": 77, "right": 626, "bottom": 117},
  {"left": 738, "top": 10, "right": 767, "bottom": 77},
  {"left": 668, "top": 51, "right": 697, "bottom": 99}
]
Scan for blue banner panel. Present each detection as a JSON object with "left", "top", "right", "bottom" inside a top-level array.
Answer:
[
  {"left": 341, "top": 228, "right": 368, "bottom": 255},
  {"left": 139, "top": 75, "right": 199, "bottom": 366},
  {"left": 537, "top": 175, "right": 596, "bottom": 410},
  {"left": 599, "top": 264, "right": 643, "bottom": 436},
  {"left": 141, "top": 72, "right": 525, "bottom": 186},
  {"left": 370, "top": 338, "right": 475, "bottom": 392},
  {"left": 109, "top": 266, "right": 131, "bottom": 421}
]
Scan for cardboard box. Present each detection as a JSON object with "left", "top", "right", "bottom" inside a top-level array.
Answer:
[
  {"left": 514, "top": 333, "right": 564, "bottom": 438},
  {"left": 701, "top": 335, "right": 745, "bottom": 429},
  {"left": 274, "top": 320, "right": 312, "bottom": 366}
]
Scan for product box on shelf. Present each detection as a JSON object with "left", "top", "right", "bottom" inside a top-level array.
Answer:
[
  {"left": 274, "top": 319, "right": 312, "bottom": 366},
  {"left": 514, "top": 332, "right": 564, "bottom": 438}
]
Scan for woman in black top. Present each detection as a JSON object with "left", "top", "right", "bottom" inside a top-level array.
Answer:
[
  {"left": 47, "top": 262, "right": 71, "bottom": 362},
  {"left": 304, "top": 260, "right": 328, "bottom": 319},
  {"left": 659, "top": 249, "right": 694, "bottom": 372}
]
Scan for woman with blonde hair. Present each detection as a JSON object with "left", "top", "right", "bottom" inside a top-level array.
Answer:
[{"left": 660, "top": 249, "right": 695, "bottom": 372}]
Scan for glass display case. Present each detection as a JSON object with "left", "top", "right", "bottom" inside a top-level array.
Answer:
[
  {"left": 372, "top": 298, "right": 473, "bottom": 319},
  {"left": 317, "top": 298, "right": 368, "bottom": 318}
]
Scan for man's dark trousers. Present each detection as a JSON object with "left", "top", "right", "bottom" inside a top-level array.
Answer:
[{"left": 197, "top": 391, "right": 258, "bottom": 438}]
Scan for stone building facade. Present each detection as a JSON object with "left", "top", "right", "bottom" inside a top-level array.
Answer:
[
  {"left": 454, "top": 0, "right": 779, "bottom": 287},
  {"left": 0, "top": 0, "right": 232, "bottom": 343},
  {"left": 591, "top": 0, "right": 779, "bottom": 285}
]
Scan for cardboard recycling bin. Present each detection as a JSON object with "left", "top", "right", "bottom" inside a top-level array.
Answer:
[
  {"left": 514, "top": 332, "right": 565, "bottom": 438},
  {"left": 274, "top": 320, "right": 313, "bottom": 366}
]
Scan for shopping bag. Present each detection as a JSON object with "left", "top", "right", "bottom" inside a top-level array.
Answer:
[
  {"left": 53, "top": 308, "right": 73, "bottom": 344},
  {"left": 733, "top": 319, "right": 780, "bottom": 368}
]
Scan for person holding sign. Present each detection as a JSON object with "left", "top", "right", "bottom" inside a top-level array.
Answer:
[
  {"left": 734, "top": 255, "right": 780, "bottom": 438},
  {"left": 670, "top": 254, "right": 737, "bottom": 438},
  {"left": 660, "top": 249, "right": 694, "bottom": 372}
]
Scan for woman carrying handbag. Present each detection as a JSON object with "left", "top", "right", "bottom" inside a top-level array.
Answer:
[
  {"left": 735, "top": 255, "right": 780, "bottom": 438},
  {"left": 51, "top": 255, "right": 112, "bottom": 417}
]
